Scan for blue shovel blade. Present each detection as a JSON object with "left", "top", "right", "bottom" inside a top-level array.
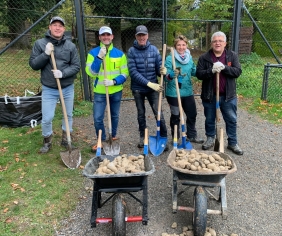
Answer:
[
  {"left": 149, "top": 135, "right": 168, "bottom": 157},
  {"left": 177, "top": 136, "right": 193, "bottom": 150}
]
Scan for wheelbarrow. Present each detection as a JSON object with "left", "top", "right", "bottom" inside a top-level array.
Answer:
[
  {"left": 82, "top": 130, "right": 155, "bottom": 235},
  {"left": 167, "top": 150, "right": 237, "bottom": 236}
]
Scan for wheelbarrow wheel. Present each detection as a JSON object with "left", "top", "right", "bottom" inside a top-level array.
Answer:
[
  {"left": 193, "top": 186, "right": 207, "bottom": 236},
  {"left": 112, "top": 194, "right": 126, "bottom": 236}
]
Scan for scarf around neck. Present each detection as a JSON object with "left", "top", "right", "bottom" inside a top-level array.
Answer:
[{"left": 174, "top": 48, "right": 191, "bottom": 65}]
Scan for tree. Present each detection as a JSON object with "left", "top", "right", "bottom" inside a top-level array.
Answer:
[
  {"left": 86, "top": 0, "right": 176, "bottom": 49},
  {"left": 0, "top": 0, "right": 59, "bottom": 48},
  {"left": 242, "top": 0, "right": 282, "bottom": 56}
]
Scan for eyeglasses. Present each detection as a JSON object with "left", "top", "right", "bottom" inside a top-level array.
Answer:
[{"left": 212, "top": 40, "right": 225, "bottom": 44}]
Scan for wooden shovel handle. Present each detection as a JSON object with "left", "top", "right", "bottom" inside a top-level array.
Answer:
[
  {"left": 170, "top": 48, "right": 185, "bottom": 129},
  {"left": 144, "top": 128, "right": 148, "bottom": 146},
  {"left": 97, "top": 129, "right": 102, "bottom": 148},
  {"left": 103, "top": 58, "right": 112, "bottom": 136},
  {"left": 157, "top": 44, "right": 167, "bottom": 122},
  {"left": 50, "top": 50, "right": 71, "bottom": 144},
  {"left": 216, "top": 72, "right": 220, "bottom": 122}
]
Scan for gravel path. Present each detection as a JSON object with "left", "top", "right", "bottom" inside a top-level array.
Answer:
[{"left": 56, "top": 97, "right": 282, "bottom": 236}]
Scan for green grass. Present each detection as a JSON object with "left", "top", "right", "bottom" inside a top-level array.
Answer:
[{"left": 0, "top": 100, "right": 93, "bottom": 236}]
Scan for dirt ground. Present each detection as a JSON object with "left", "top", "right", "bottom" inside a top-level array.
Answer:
[{"left": 56, "top": 97, "right": 282, "bottom": 236}]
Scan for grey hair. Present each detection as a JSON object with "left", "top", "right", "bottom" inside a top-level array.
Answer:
[{"left": 211, "top": 31, "right": 226, "bottom": 42}]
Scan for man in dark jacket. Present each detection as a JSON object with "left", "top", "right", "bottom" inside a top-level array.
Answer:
[
  {"left": 29, "top": 16, "right": 80, "bottom": 153},
  {"left": 196, "top": 31, "right": 243, "bottom": 155},
  {"left": 127, "top": 25, "right": 168, "bottom": 149}
]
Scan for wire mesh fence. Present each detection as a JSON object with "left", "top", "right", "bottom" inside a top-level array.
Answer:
[{"left": 0, "top": 0, "right": 282, "bottom": 103}]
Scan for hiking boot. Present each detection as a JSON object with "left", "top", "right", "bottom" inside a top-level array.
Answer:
[
  {"left": 202, "top": 136, "right": 214, "bottom": 150},
  {"left": 187, "top": 136, "right": 204, "bottom": 144},
  {"left": 61, "top": 130, "right": 77, "bottom": 150},
  {"left": 137, "top": 137, "right": 144, "bottom": 148},
  {"left": 40, "top": 134, "right": 52, "bottom": 153},
  {"left": 227, "top": 144, "right": 244, "bottom": 155}
]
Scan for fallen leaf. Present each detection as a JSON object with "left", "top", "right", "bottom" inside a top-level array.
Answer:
[
  {"left": 13, "top": 201, "right": 18, "bottom": 205},
  {"left": 5, "top": 217, "right": 12, "bottom": 223},
  {"left": 3, "top": 208, "right": 9, "bottom": 213},
  {"left": 2, "top": 140, "right": 9, "bottom": 143},
  {"left": 15, "top": 158, "right": 20, "bottom": 163}
]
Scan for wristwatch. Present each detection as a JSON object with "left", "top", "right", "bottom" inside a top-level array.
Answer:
[{"left": 113, "top": 80, "right": 116, "bottom": 85}]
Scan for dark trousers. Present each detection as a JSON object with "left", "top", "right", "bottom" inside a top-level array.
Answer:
[
  {"left": 132, "top": 90, "right": 167, "bottom": 138},
  {"left": 166, "top": 95, "right": 198, "bottom": 139}
]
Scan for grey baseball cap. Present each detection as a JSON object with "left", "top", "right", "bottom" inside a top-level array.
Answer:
[
  {"left": 135, "top": 25, "right": 148, "bottom": 35},
  {"left": 50, "top": 16, "right": 65, "bottom": 26}
]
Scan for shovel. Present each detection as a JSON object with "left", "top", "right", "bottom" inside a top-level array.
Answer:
[
  {"left": 144, "top": 128, "right": 149, "bottom": 157},
  {"left": 170, "top": 48, "right": 193, "bottom": 150},
  {"left": 102, "top": 58, "right": 120, "bottom": 155},
  {"left": 50, "top": 51, "right": 81, "bottom": 169},
  {"left": 149, "top": 44, "right": 168, "bottom": 156},
  {"left": 173, "top": 125, "right": 178, "bottom": 149},
  {"left": 214, "top": 72, "right": 222, "bottom": 152},
  {"left": 96, "top": 129, "right": 102, "bottom": 162}
]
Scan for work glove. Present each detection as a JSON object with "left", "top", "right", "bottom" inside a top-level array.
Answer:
[
  {"left": 45, "top": 42, "right": 54, "bottom": 56},
  {"left": 212, "top": 62, "right": 225, "bottom": 73},
  {"left": 169, "top": 68, "right": 180, "bottom": 79},
  {"left": 98, "top": 46, "right": 107, "bottom": 59},
  {"left": 52, "top": 69, "right": 63, "bottom": 79},
  {"left": 103, "top": 79, "right": 114, "bottom": 86},
  {"left": 147, "top": 82, "right": 163, "bottom": 92},
  {"left": 160, "top": 66, "right": 167, "bottom": 75}
]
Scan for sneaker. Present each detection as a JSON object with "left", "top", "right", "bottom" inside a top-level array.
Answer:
[
  {"left": 202, "top": 136, "right": 215, "bottom": 150},
  {"left": 187, "top": 136, "right": 204, "bottom": 144},
  {"left": 227, "top": 144, "right": 243, "bottom": 155},
  {"left": 137, "top": 137, "right": 144, "bottom": 148}
]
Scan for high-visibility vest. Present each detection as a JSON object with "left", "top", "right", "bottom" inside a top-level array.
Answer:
[{"left": 85, "top": 43, "right": 129, "bottom": 94}]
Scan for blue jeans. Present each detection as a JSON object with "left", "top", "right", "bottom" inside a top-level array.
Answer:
[
  {"left": 41, "top": 84, "right": 74, "bottom": 137},
  {"left": 132, "top": 90, "right": 167, "bottom": 138},
  {"left": 202, "top": 96, "right": 238, "bottom": 146},
  {"left": 93, "top": 91, "right": 122, "bottom": 141}
]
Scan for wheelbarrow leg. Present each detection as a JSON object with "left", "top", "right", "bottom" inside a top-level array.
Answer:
[
  {"left": 90, "top": 181, "right": 98, "bottom": 227},
  {"left": 220, "top": 177, "right": 227, "bottom": 220},
  {"left": 142, "top": 176, "right": 148, "bottom": 225},
  {"left": 172, "top": 170, "right": 178, "bottom": 213}
]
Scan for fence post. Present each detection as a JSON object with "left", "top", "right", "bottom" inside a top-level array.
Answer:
[
  {"left": 261, "top": 62, "right": 270, "bottom": 100},
  {"left": 74, "top": 0, "right": 91, "bottom": 101}
]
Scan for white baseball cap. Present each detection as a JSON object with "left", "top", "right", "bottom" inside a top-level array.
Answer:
[{"left": 99, "top": 26, "right": 112, "bottom": 35}]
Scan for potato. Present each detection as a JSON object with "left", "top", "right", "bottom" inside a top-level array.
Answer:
[
  {"left": 190, "top": 165, "right": 197, "bottom": 171},
  {"left": 107, "top": 162, "right": 118, "bottom": 173},
  {"left": 208, "top": 155, "right": 215, "bottom": 163},
  {"left": 207, "top": 227, "right": 216, "bottom": 236}
]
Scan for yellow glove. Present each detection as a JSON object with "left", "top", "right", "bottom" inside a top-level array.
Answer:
[
  {"left": 160, "top": 66, "right": 167, "bottom": 75},
  {"left": 147, "top": 82, "right": 163, "bottom": 92}
]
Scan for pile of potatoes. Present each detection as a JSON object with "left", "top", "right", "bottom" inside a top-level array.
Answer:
[
  {"left": 171, "top": 149, "right": 233, "bottom": 172},
  {"left": 94, "top": 154, "right": 145, "bottom": 175}
]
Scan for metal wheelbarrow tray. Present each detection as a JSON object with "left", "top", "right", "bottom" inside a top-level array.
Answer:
[
  {"left": 82, "top": 154, "right": 155, "bottom": 233},
  {"left": 167, "top": 150, "right": 237, "bottom": 184},
  {"left": 167, "top": 150, "right": 237, "bottom": 236}
]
